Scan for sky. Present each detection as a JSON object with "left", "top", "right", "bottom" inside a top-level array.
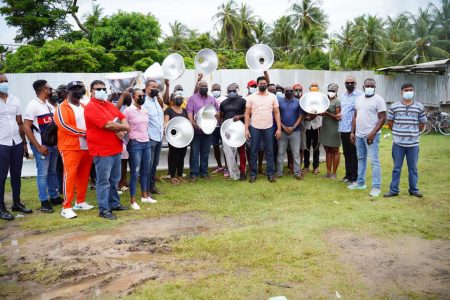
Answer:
[{"left": 0, "top": 0, "right": 441, "bottom": 46}]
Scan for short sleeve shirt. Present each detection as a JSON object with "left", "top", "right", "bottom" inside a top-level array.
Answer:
[
  {"left": 0, "top": 95, "right": 23, "bottom": 146},
  {"left": 220, "top": 96, "right": 246, "bottom": 120},
  {"left": 123, "top": 105, "right": 149, "bottom": 143},
  {"left": 245, "top": 92, "right": 279, "bottom": 129},
  {"left": 24, "top": 97, "right": 54, "bottom": 146},
  {"left": 387, "top": 100, "right": 426, "bottom": 147},
  {"left": 164, "top": 107, "right": 188, "bottom": 120},
  {"left": 355, "top": 94, "right": 387, "bottom": 138}
]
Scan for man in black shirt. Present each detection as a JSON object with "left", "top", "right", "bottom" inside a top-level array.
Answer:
[{"left": 220, "top": 84, "right": 247, "bottom": 180}]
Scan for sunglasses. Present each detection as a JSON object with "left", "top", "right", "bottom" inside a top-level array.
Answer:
[
  {"left": 345, "top": 82, "right": 356, "bottom": 85},
  {"left": 95, "top": 88, "right": 107, "bottom": 91},
  {"left": 228, "top": 90, "right": 237, "bottom": 93},
  {"left": 294, "top": 89, "right": 302, "bottom": 92},
  {"left": 328, "top": 90, "right": 336, "bottom": 92}
]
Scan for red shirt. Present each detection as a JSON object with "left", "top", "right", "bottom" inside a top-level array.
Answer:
[{"left": 84, "top": 98, "right": 125, "bottom": 157}]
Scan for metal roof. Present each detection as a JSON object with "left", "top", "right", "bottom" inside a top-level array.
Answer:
[{"left": 377, "top": 59, "right": 450, "bottom": 74}]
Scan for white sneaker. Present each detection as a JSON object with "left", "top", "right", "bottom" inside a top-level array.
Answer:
[
  {"left": 369, "top": 188, "right": 381, "bottom": 197},
  {"left": 61, "top": 208, "right": 77, "bottom": 219},
  {"left": 131, "top": 202, "right": 140, "bottom": 210},
  {"left": 73, "top": 202, "right": 95, "bottom": 210},
  {"left": 141, "top": 197, "right": 157, "bottom": 204}
]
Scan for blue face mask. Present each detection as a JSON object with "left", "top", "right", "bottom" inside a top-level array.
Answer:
[
  {"left": 403, "top": 91, "right": 414, "bottom": 100},
  {"left": 95, "top": 89, "right": 108, "bottom": 101},
  {"left": 276, "top": 91, "right": 283, "bottom": 98},
  {"left": 228, "top": 91, "right": 237, "bottom": 98},
  {"left": 0, "top": 82, "right": 9, "bottom": 94},
  {"left": 364, "top": 87, "right": 375, "bottom": 97}
]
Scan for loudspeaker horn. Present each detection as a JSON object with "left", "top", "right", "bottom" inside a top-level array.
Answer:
[
  {"left": 299, "top": 92, "right": 330, "bottom": 114},
  {"left": 221, "top": 119, "right": 246, "bottom": 148},
  {"left": 246, "top": 44, "right": 274, "bottom": 72},
  {"left": 162, "top": 53, "right": 185, "bottom": 81},
  {"left": 195, "top": 104, "right": 217, "bottom": 135},
  {"left": 143, "top": 62, "right": 165, "bottom": 92},
  {"left": 104, "top": 71, "right": 139, "bottom": 93},
  {"left": 194, "top": 49, "right": 218, "bottom": 75},
  {"left": 165, "top": 117, "right": 194, "bottom": 148}
]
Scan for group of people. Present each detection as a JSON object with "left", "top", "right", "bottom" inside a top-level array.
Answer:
[{"left": 0, "top": 71, "right": 427, "bottom": 221}]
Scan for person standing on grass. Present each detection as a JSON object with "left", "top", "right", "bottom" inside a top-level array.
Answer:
[
  {"left": 303, "top": 83, "right": 322, "bottom": 175},
  {"left": 85, "top": 80, "right": 130, "bottom": 220},
  {"left": 211, "top": 83, "right": 227, "bottom": 176},
  {"left": 124, "top": 88, "right": 156, "bottom": 210},
  {"left": 54, "top": 81, "right": 95, "bottom": 219},
  {"left": 384, "top": 83, "right": 427, "bottom": 198},
  {"left": 23, "top": 80, "right": 63, "bottom": 213},
  {"left": 349, "top": 78, "right": 386, "bottom": 197},
  {"left": 0, "top": 73, "right": 32, "bottom": 221},
  {"left": 319, "top": 83, "right": 342, "bottom": 179}
]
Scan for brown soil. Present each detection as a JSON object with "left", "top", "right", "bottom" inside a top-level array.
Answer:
[
  {"left": 326, "top": 230, "right": 450, "bottom": 299},
  {"left": 0, "top": 212, "right": 229, "bottom": 299}
]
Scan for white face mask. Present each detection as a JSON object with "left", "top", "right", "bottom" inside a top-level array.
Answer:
[
  {"left": 276, "top": 91, "right": 283, "bottom": 98},
  {"left": 403, "top": 91, "right": 414, "bottom": 100},
  {"left": 364, "top": 87, "right": 375, "bottom": 97},
  {"left": 328, "top": 92, "right": 336, "bottom": 98},
  {"left": 0, "top": 82, "right": 9, "bottom": 94},
  {"left": 95, "top": 89, "right": 108, "bottom": 101},
  {"left": 212, "top": 91, "right": 221, "bottom": 98},
  {"left": 249, "top": 87, "right": 256, "bottom": 94}
]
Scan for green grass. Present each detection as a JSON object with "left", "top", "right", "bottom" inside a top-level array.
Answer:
[{"left": 2, "top": 132, "right": 450, "bottom": 299}]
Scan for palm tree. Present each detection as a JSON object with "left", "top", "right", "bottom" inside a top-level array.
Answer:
[
  {"left": 237, "top": 3, "right": 257, "bottom": 49},
  {"left": 271, "top": 16, "right": 294, "bottom": 49},
  {"left": 213, "top": 0, "right": 239, "bottom": 49},
  {"left": 430, "top": 0, "right": 450, "bottom": 43},
  {"left": 83, "top": 3, "right": 104, "bottom": 40},
  {"left": 254, "top": 19, "right": 271, "bottom": 44},
  {"left": 332, "top": 21, "right": 355, "bottom": 69},
  {"left": 164, "top": 21, "right": 190, "bottom": 51},
  {"left": 386, "top": 15, "right": 413, "bottom": 43},
  {"left": 289, "top": 0, "right": 328, "bottom": 34}
]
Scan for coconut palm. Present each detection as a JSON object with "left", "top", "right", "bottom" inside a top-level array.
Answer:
[
  {"left": 431, "top": 0, "right": 450, "bottom": 44},
  {"left": 164, "top": 21, "right": 190, "bottom": 51},
  {"left": 213, "top": 0, "right": 239, "bottom": 49},
  {"left": 386, "top": 15, "right": 413, "bottom": 43},
  {"left": 237, "top": 3, "right": 257, "bottom": 49},
  {"left": 271, "top": 16, "right": 294, "bottom": 49},
  {"left": 254, "top": 19, "right": 271, "bottom": 44},
  {"left": 288, "top": 0, "right": 328, "bottom": 34}
]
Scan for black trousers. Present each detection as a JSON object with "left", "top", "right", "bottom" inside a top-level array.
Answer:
[
  {"left": 340, "top": 132, "right": 358, "bottom": 181},
  {"left": 304, "top": 128, "right": 320, "bottom": 169},
  {"left": 168, "top": 145, "right": 187, "bottom": 178},
  {"left": 0, "top": 142, "right": 23, "bottom": 209}
]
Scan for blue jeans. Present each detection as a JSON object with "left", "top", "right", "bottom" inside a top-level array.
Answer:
[
  {"left": 30, "top": 144, "right": 59, "bottom": 202},
  {"left": 127, "top": 140, "right": 151, "bottom": 197},
  {"left": 94, "top": 154, "right": 121, "bottom": 213},
  {"left": 249, "top": 126, "right": 275, "bottom": 177},
  {"left": 389, "top": 143, "right": 419, "bottom": 194},
  {"left": 189, "top": 133, "right": 213, "bottom": 177},
  {"left": 355, "top": 134, "right": 381, "bottom": 188},
  {"left": 148, "top": 139, "right": 161, "bottom": 190}
]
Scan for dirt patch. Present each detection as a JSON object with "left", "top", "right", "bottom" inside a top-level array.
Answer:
[
  {"left": 0, "top": 212, "right": 231, "bottom": 299},
  {"left": 326, "top": 230, "right": 450, "bottom": 298}
]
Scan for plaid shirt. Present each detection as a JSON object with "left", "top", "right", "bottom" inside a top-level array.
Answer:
[{"left": 339, "top": 89, "right": 363, "bottom": 133}]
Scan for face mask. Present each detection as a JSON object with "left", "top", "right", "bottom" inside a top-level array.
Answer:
[
  {"left": 136, "top": 96, "right": 145, "bottom": 105},
  {"left": 328, "top": 92, "right": 337, "bottom": 98},
  {"left": 212, "top": 91, "right": 221, "bottom": 98},
  {"left": 174, "top": 97, "right": 183, "bottom": 106},
  {"left": 150, "top": 89, "right": 159, "bottom": 98},
  {"left": 258, "top": 85, "right": 267, "bottom": 92},
  {"left": 0, "top": 82, "right": 9, "bottom": 94},
  {"left": 345, "top": 84, "right": 355, "bottom": 92},
  {"left": 71, "top": 89, "right": 84, "bottom": 100},
  {"left": 285, "top": 91, "right": 293, "bottom": 98},
  {"left": 49, "top": 94, "right": 59, "bottom": 105},
  {"left": 403, "top": 91, "right": 414, "bottom": 100},
  {"left": 249, "top": 87, "right": 256, "bottom": 94},
  {"left": 294, "top": 91, "right": 302, "bottom": 98},
  {"left": 276, "top": 91, "right": 283, "bottom": 98},
  {"left": 364, "top": 87, "right": 375, "bottom": 97},
  {"left": 199, "top": 87, "right": 208, "bottom": 95},
  {"left": 228, "top": 91, "right": 237, "bottom": 98},
  {"left": 94, "top": 89, "right": 108, "bottom": 101},
  {"left": 175, "top": 90, "right": 183, "bottom": 97},
  {"left": 310, "top": 86, "right": 319, "bottom": 92}
]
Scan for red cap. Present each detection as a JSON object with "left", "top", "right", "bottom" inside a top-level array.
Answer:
[
  {"left": 292, "top": 83, "right": 303, "bottom": 90},
  {"left": 247, "top": 80, "right": 257, "bottom": 87}
]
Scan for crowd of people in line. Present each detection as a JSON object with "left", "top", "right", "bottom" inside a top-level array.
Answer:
[{"left": 0, "top": 71, "right": 427, "bottom": 221}]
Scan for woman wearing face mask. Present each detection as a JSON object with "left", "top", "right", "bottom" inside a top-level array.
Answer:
[
  {"left": 319, "top": 83, "right": 342, "bottom": 179},
  {"left": 164, "top": 95, "right": 189, "bottom": 185},
  {"left": 123, "top": 89, "right": 155, "bottom": 210}
]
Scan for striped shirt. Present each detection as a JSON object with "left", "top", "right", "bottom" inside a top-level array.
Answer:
[{"left": 387, "top": 101, "right": 427, "bottom": 147}]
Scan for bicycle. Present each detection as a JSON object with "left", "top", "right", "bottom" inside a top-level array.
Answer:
[{"left": 420, "top": 111, "right": 449, "bottom": 135}]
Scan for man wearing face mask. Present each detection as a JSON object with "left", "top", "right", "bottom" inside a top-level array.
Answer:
[
  {"left": 186, "top": 80, "right": 219, "bottom": 181},
  {"left": 339, "top": 75, "right": 362, "bottom": 184},
  {"left": 54, "top": 81, "right": 95, "bottom": 219},
  {"left": 142, "top": 80, "right": 164, "bottom": 196},
  {"left": 0, "top": 73, "right": 32, "bottom": 220},
  {"left": 293, "top": 83, "right": 306, "bottom": 167},
  {"left": 211, "top": 83, "right": 226, "bottom": 175},
  {"left": 246, "top": 80, "right": 257, "bottom": 96},
  {"left": 384, "top": 83, "right": 426, "bottom": 198},
  {"left": 55, "top": 85, "right": 67, "bottom": 104},
  {"left": 220, "top": 84, "right": 247, "bottom": 181},
  {"left": 24, "top": 80, "right": 62, "bottom": 213},
  {"left": 349, "top": 78, "right": 386, "bottom": 197},
  {"left": 164, "top": 83, "right": 187, "bottom": 108},
  {"left": 303, "top": 82, "right": 322, "bottom": 175},
  {"left": 85, "top": 80, "right": 130, "bottom": 220},
  {"left": 244, "top": 76, "right": 282, "bottom": 183}
]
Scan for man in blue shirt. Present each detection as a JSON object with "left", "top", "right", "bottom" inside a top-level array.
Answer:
[
  {"left": 276, "top": 86, "right": 304, "bottom": 179},
  {"left": 384, "top": 83, "right": 427, "bottom": 198},
  {"left": 339, "top": 75, "right": 363, "bottom": 184},
  {"left": 143, "top": 80, "right": 164, "bottom": 195}
]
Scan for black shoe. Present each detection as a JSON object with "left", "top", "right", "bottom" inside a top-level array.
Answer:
[
  {"left": 0, "top": 209, "right": 14, "bottom": 221},
  {"left": 249, "top": 176, "right": 256, "bottom": 183},
  {"left": 150, "top": 187, "right": 162, "bottom": 194},
  {"left": 383, "top": 192, "right": 399, "bottom": 198},
  {"left": 409, "top": 192, "right": 423, "bottom": 198},
  {"left": 111, "top": 205, "right": 129, "bottom": 211},
  {"left": 239, "top": 173, "right": 247, "bottom": 181},
  {"left": 189, "top": 176, "right": 197, "bottom": 183},
  {"left": 50, "top": 196, "right": 63, "bottom": 205},
  {"left": 12, "top": 202, "right": 33, "bottom": 214},
  {"left": 99, "top": 211, "right": 117, "bottom": 220},
  {"left": 200, "top": 175, "right": 210, "bottom": 180},
  {"left": 40, "top": 200, "right": 54, "bottom": 213},
  {"left": 268, "top": 176, "right": 276, "bottom": 183}
]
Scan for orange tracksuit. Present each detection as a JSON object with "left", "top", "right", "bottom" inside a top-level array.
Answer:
[{"left": 54, "top": 100, "right": 92, "bottom": 209}]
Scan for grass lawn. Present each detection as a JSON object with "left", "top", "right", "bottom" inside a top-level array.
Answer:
[{"left": 1, "top": 132, "right": 450, "bottom": 299}]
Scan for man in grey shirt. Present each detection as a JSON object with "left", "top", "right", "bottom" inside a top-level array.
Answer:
[{"left": 349, "top": 78, "right": 386, "bottom": 197}]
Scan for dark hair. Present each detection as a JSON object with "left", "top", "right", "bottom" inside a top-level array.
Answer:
[
  {"left": 33, "top": 80, "right": 47, "bottom": 93},
  {"left": 131, "top": 88, "right": 142, "bottom": 97},
  {"left": 90, "top": 80, "right": 105, "bottom": 90},
  {"left": 401, "top": 83, "right": 413, "bottom": 90},
  {"left": 363, "top": 78, "right": 376, "bottom": 85},
  {"left": 145, "top": 79, "right": 157, "bottom": 87},
  {"left": 256, "top": 76, "right": 266, "bottom": 84},
  {"left": 268, "top": 83, "right": 276, "bottom": 87}
]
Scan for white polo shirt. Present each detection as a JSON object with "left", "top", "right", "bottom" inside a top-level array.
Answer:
[{"left": 0, "top": 94, "right": 23, "bottom": 146}]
